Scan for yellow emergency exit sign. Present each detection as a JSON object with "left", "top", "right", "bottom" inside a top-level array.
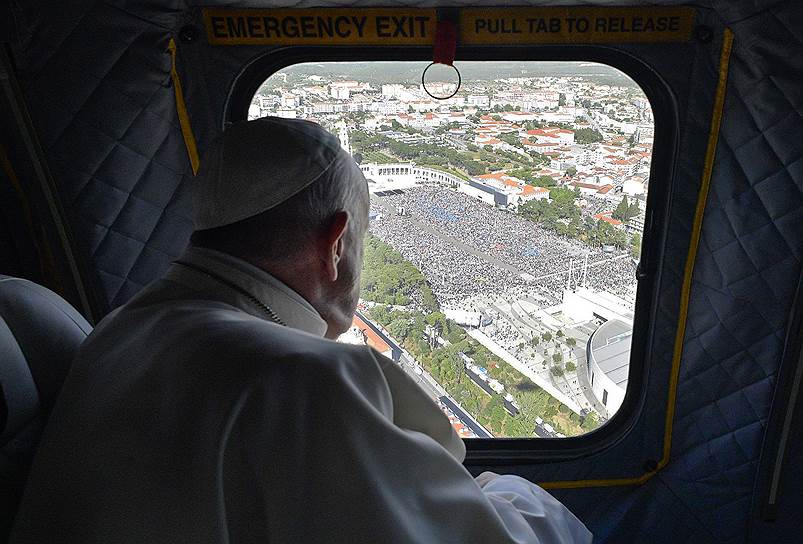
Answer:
[
  {"left": 202, "top": 7, "right": 695, "bottom": 46},
  {"left": 203, "top": 9, "right": 437, "bottom": 45},
  {"left": 461, "top": 7, "right": 695, "bottom": 44}
]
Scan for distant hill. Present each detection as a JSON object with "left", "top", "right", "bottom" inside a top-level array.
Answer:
[{"left": 264, "top": 61, "right": 637, "bottom": 89}]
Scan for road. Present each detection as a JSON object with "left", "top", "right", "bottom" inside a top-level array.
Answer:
[
  {"left": 565, "top": 325, "right": 608, "bottom": 417},
  {"left": 356, "top": 310, "right": 493, "bottom": 438},
  {"left": 396, "top": 350, "right": 493, "bottom": 438}
]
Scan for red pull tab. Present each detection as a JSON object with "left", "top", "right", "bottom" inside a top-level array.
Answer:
[{"left": 433, "top": 20, "right": 457, "bottom": 66}]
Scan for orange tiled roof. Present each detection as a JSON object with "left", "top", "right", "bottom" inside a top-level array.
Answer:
[
  {"left": 351, "top": 316, "right": 391, "bottom": 354},
  {"left": 571, "top": 181, "right": 602, "bottom": 190},
  {"left": 520, "top": 185, "right": 548, "bottom": 196},
  {"left": 594, "top": 212, "right": 622, "bottom": 225},
  {"left": 477, "top": 172, "right": 507, "bottom": 180}
]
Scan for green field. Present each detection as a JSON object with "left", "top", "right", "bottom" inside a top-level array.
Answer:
[{"left": 362, "top": 151, "right": 394, "bottom": 163}]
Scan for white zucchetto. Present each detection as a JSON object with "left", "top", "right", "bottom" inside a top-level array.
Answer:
[{"left": 193, "top": 116, "right": 361, "bottom": 230}]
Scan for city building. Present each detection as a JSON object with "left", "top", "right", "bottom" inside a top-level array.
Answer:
[
  {"left": 562, "top": 287, "right": 634, "bottom": 324},
  {"left": 586, "top": 319, "right": 631, "bottom": 418},
  {"left": 330, "top": 85, "right": 349, "bottom": 99},
  {"left": 340, "top": 315, "right": 393, "bottom": 360},
  {"left": 634, "top": 124, "right": 655, "bottom": 144}
]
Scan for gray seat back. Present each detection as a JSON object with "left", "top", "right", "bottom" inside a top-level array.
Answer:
[{"left": 0, "top": 275, "right": 92, "bottom": 537}]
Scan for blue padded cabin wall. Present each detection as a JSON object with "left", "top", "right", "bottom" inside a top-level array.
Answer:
[
  {"left": 8, "top": 1, "right": 195, "bottom": 317},
  {"left": 0, "top": 166, "right": 30, "bottom": 279},
  {"left": 1, "top": 4, "right": 30, "bottom": 281},
  {"left": 1, "top": 42, "right": 99, "bottom": 318}
]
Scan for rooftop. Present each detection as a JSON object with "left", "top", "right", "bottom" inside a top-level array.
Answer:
[
  {"left": 351, "top": 315, "right": 391, "bottom": 354},
  {"left": 589, "top": 319, "right": 632, "bottom": 389}
]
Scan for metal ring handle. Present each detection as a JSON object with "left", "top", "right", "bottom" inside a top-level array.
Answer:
[{"left": 421, "top": 62, "right": 461, "bottom": 100}]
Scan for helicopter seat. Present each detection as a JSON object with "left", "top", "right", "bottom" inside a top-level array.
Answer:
[{"left": 0, "top": 275, "right": 92, "bottom": 535}]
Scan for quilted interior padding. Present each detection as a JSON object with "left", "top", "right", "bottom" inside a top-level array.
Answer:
[
  {"left": 667, "top": 4, "right": 803, "bottom": 539},
  {"left": 13, "top": 2, "right": 194, "bottom": 314}
]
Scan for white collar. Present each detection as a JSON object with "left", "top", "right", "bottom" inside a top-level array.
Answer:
[{"left": 170, "top": 246, "right": 328, "bottom": 337}]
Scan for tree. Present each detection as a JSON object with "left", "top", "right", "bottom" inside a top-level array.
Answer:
[
  {"left": 566, "top": 361, "right": 576, "bottom": 372},
  {"left": 551, "top": 187, "right": 578, "bottom": 207},
  {"left": 551, "top": 366, "right": 564, "bottom": 377},
  {"left": 499, "top": 132, "right": 523, "bottom": 148},
  {"left": 566, "top": 166, "right": 577, "bottom": 177},
  {"left": 425, "top": 311, "right": 447, "bottom": 334},
  {"left": 581, "top": 412, "right": 601, "bottom": 431},
  {"left": 388, "top": 318, "right": 413, "bottom": 341},
  {"left": 574, "top": 128, "right": 603, "bottom": 144},
  {"left": 595, "top": 219, "right": 628, "bottom": 248},
  {"left": 533, "top": 175, "right": 557, "bottom": 188},
  {"left": 613, "top": 196, "right": 630, "bottom": 221},
  {"left": 361, "top": 234, "right": 438, "bottom": 309},
  {"left": 630, "top": 232, "right": 642, "bottom": 258},
  {"left": 464, "top": 161, "right": 485, "bottom": 176},
  {"left": 558, "top": 93, "right": 566, "bottom": 106},
  {"left": 566, "top": 337, "right": 577, "bottom": 348},
  {"left": 542, "top": 331, "right": 553, "bottom": 342},
  {"left": 556, "top": 330, "right": 564, "bottom": 338},
  {"left": 421, "top": 285, "right": 439, "bottom": 313},
  {"left": 448, "top": 354, "right": 464, "bottom": 384},
  {"left": 628, "top": 199, "right": 640, "bottom": 218},
  {"left": 506, "top": 168, "right": 535, "bottom": 183},
  {"left": 552, "top": 352, "right": 563, "bottom": 364}
]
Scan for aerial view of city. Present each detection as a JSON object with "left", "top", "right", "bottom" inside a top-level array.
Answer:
[{"left": 251, "top": 61, "right": 653, "bottom": 439}]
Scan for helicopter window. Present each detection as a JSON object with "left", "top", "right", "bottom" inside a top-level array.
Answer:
[{"left": 250, "top": 61, "right": 653, "bottom": 439}]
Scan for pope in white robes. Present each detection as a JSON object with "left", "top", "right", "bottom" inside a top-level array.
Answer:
[{"left": 11, "top": 117, "right": 592, "bottom": 543}]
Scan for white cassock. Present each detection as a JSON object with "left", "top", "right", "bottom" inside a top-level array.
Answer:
[{"left": 12, "top": 247, "right": 592, "bottom": 544}]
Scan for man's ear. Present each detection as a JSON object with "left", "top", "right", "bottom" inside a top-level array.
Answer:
[{"left": 322, "top": 211, "right": 350, "bottom": 282}]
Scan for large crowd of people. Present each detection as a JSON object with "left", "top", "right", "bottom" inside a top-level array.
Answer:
[
  {"left": 368, "top": 185, "right": 637, "bottom": 306},
  {"left": 370, "top": 204, "right": 528, "bottom": 305}
]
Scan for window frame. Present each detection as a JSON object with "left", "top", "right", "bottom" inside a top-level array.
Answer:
[{"left": 225, "top": 44, "right": 677, "bottom": 464}]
